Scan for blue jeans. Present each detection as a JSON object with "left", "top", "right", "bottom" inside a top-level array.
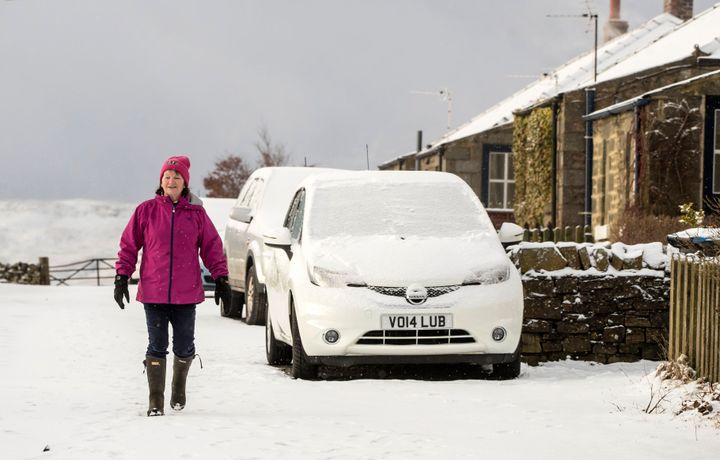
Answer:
[{"left": 144, "top": 303, "right": 196, "bottom": 358}]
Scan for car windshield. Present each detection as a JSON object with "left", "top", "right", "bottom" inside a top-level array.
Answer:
[{"left": 307, "top": 182, "right": 494, "bottom": 240}]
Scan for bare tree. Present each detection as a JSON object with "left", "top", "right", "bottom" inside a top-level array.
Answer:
[
  {"left": 255, "top": 125, "right": 290, "bottom": 167},
  {"left": 203, "top": 155, "right": 250, "bottom": 198}
]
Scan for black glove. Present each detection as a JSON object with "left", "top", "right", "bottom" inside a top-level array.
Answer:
[
  {"left": 214, "top": 276, "right": 231, "bottom": 307},
  {"left": 114, "top": 274, "right": 130, "bottom": 309}
]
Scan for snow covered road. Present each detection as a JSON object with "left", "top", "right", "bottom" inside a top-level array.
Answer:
[{"left": 1, "top": 284, "right": 718, "bottom": 460}]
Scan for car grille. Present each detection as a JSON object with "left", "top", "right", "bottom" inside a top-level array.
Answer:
[
  {"left": 366, "top": 285, "right": 460, "bottom": 298},
  {"left": 356, "top": 329, "right": 475, "bottom": 345}
]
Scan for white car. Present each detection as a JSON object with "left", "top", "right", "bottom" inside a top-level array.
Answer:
[
  {"left": 262, "top": 171, "right": 524, "bottom": 380},
  {"left": 222, "top": 166, "right": 337, "bottom": 324}
]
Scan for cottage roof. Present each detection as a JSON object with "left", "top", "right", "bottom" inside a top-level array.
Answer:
[
  {"left": 584, "top": 68, "right": 720, "bottom": 120},
  {"left": 596, "top": 3, "right": 720, "bottom": 83},
  {"left": 377, "top": 151, "right": 417, "bottom": 169},
  {"left": 422, "top": 13, "right": 682, "bottom": 152}
]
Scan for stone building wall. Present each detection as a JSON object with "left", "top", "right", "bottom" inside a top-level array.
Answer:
[
  {"left": 592, "top": 111, "right": 636, "bottom": 231},
  {"left": 442, "top": 124, "right": 513, "bottom": 200},
  {"left": 417, "top": 153, "right": 440, "bottom": 171},
  {"left": 556, "top": 94, "right": 588, "bottom": 227}
]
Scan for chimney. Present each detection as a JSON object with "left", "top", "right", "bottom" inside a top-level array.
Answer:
[
  {"left": 664, "top": 0, "right": 693, "bottom": 21},
  {"left": 603, "top": 0, "right": 629, "bottom": 43}
]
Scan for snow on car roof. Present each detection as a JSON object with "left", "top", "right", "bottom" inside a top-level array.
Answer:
[
  {"left": 303, "top": 171, "right": 496, "bottom": 241},
  {"left": 301, "top": 170, "right": 466, "bottom": 189}
]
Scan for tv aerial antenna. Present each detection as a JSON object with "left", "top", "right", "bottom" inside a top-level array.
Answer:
[
  {"left": 547, "top": 0, "right": 599, "bottom": 82},
  {"left": 410, "top": 87, "right": 453, "bottom": 130}
]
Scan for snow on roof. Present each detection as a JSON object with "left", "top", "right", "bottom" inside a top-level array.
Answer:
[
  {"left": 596, "top": 3, "right": 720, "bottom": 83},
  {"left": 426, "top": 13, "right": 682, "bottom": 150},
  {"left": 585, "top": 68, "right": 720, "bottom": 119},
  {"left": 377, "top": 151, "right": 417, "bottom": 168}
]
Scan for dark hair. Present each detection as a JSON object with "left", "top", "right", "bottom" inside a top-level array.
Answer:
[{"left": 156, "top": 186, "right": 189, "bottom": 198}]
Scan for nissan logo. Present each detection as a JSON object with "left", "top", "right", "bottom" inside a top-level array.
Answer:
[{"left": 405, "top": 284, "right": 428, "bottom": 305}]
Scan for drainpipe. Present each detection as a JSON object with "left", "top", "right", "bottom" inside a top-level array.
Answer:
[
  {"left": 551, "top": 99, "right": 558, "bottom": 227},
  {"left": 584, "top": 88, "right": 596, "bottom": 228},
  {"left": 633, "top": 105, "right": 642, "bottom": 200}
]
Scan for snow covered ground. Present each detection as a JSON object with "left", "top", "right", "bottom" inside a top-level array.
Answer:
[
  {"left": 2, "top": 199, "right": 719, "bottom": 458},
  {"left": 2, "top": 284, "right": 719, "bottom": 460}
]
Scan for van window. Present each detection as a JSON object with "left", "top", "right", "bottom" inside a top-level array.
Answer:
[{"left": 307, "top": 182, "right": 493, "bottom": 239}]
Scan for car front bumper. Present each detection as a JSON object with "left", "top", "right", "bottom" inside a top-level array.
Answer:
[{"left": 294, "top": 273, "right": 524, "bottom": 361}]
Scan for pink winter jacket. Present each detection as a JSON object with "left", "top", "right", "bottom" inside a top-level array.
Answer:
[{"left": 116, "top": 195, "right": 228, "bottom": 305}]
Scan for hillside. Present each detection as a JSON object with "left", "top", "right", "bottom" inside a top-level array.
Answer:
[{"left": 0, "top": 198, "right": 234, "bottom": 265}]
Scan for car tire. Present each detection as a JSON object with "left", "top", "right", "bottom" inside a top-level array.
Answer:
[
  {"left": 290, "top": 303, "right": 318, "bottom": 380},
  {"left": 266, "top": 311, "right": 292, "bottom": 366},
  {"left": 491, "top": 354, "right": 521, "bottom": 380},
  {"left": 245, "top": 266, "right": 267, "bottom": 325},
  {"left": 220, "top": 290, "right": 243, "bottom": 318}
]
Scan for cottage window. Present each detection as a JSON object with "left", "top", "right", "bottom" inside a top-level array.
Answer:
[{"left": 487, "top": 150, "right": 515, "bottom": 211}]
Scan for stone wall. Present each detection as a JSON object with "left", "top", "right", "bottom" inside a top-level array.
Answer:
[
  {"left": 510, "top": 242, "right": 670, "bottom": 365},
  {"left": 0, "top": 261, "right": 45, "bottom": 284},
  {"left": 521, "top": 272, "right": 669, "bottom": 365}
]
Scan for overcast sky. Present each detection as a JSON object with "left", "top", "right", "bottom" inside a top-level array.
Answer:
[{"left": 1, "top": 0, "right": 717, "bottom": 202}]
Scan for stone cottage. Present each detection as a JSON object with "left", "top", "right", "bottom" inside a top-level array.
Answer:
[{"left": 379, "top": 0, "right": 719, "bottom": 234}]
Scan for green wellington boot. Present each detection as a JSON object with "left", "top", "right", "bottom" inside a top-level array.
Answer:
[
  {"left": 170, "top": 355, "right": 193, "bottom": 411},
  {"left": 145, "top": 355, "right": 166, "bottom": 416}
]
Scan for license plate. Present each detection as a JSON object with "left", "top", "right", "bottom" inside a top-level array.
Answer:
[{"left": 381, "top": 314, "right": 453, "bottom": 330}]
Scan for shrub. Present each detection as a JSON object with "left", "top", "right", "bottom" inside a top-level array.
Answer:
[{"left": 611, "top": 205, "right": 687, "bottom": 244}]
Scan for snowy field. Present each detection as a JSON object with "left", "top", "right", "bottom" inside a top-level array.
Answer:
[
  {"left": 1, "top": 198, "right": 719, "bottom": 459},
  {"left": 0, "top": 198, "right": 234, "bottom": 265},
  {"left": 2, "top": 284, "right": 720, "bottom": 460}
]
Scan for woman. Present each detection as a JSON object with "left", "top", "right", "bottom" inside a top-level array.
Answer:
[{"left": 113, "top": 155, "right": 231, "bottom": 416}]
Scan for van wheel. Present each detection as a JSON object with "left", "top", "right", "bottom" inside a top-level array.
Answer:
[
  {"left": 290, "top": 304, "right": 318, "bottom": 380},
  {"left": 266, "top": 310, "right": 292, "bottom": 366},
  {"left": 245, "top": 266, "right": 267, "bottom": 325},
  {"left": 220, "top": 290, "right": 243, "bottom": 318},
  {"left": 491, "top": 354, "right": 521, "bottom": 380}
]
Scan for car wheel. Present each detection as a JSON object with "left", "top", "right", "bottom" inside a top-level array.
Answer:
[
  {"left": 266, "top": 310, "right": 292, "bottom": 366},
  {"left": 491, "top": 354, "right": 521, "bottom": 380},
  {"left": 290, "top": 303, "right": 318, "bottom": 380},
  {"left": 245, "top": 266, "right": 267, "bottom": 325},
  {"left": 220, "top": 290, "right": 243, "bottom": 318}
]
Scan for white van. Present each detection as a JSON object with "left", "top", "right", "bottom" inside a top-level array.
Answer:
[
  {"left": 262, "top": 171, "right": 525, "bottom": 380},
  {"left": 222, "top": 167, "right": 337, "bottom": 324}
]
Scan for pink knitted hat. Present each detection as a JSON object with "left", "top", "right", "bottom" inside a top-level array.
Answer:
[{"left": 159, "top": 156, "right": 191, "bottom": 186}]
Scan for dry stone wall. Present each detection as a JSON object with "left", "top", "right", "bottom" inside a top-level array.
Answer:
[
  {"left": 510, "top": 242, "right": 671, "bottom": 365},
  {"left": 0, "top": 261, "right": 44, "bottom": 284},
  {"left": 520, "top": 273, "right": 669, "bottom": 365}
]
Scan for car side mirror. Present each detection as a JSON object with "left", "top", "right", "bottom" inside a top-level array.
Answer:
[
  {"left": 263, "top": 227, "right": 293, "bottom": 259},
  {"left": 263, "top": 227, "right": 292, "bottom": 248},
  {"left": 230, "top": 207, "right": 253, "bottom": 224},
  {"left": 498, "top": 222, "right": 524, "bottom": 248}
]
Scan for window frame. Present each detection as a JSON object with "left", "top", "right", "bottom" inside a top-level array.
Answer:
[{"left": 481, "top": 144, "right": 514, "bottom": 212}]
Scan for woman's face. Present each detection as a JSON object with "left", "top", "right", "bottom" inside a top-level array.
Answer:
[{"left": 161, "top": 170, "right": 185, "bottom": 201}]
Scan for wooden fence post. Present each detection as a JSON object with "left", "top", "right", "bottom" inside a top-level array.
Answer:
[
  {"left": 38, "top": 257, "right": 50, "bottom": 286},
  {"left": 669, "top": 255, "right": 677, "bottom": 360},
  {"left": 542, "top": 227, "right": 552, "bottom": 242}
]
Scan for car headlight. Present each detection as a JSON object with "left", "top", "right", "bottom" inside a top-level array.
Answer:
[
  {"left": 462, "top": 264, "right": 511, "bottom": 285},
  {"left": 309, "top": 265, "right": 366, "bottom": 288}
]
